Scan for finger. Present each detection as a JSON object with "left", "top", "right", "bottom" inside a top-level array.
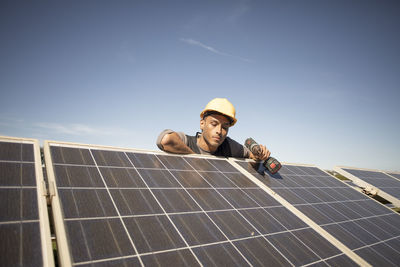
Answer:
[
  {"left": 261, "top": 145, "right": 269, "bottom": 159},
  {"left": 259, "top": 145, "right": 266, "bottom": 159}
]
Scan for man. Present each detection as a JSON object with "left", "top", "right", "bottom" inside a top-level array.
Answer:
[{"left": 157, "top": 98, "right": 271, "bottom": 161}]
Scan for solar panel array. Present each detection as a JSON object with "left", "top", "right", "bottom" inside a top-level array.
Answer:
[
  {"left": 236, "top": 160, "right": 400, "bottom": 266},
  {"left": 2, "top": 135, "right": 400, "bottom": 266},
  {"left": 334, "top": 167, "right": 400, "bottom": 208},
  {"left": 44, "top": 141, "right": 361, "bottom": 266},
  {"left": 0, "top": 136, "right": 53, "bottom": 267}
]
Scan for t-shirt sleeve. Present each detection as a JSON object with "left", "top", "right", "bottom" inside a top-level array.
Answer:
[
  {"left": 156, "top": 129, "right": 187, "bottom": 150},
  {"left": 225, "top": 137, "right": 251, "bottom": 158}
]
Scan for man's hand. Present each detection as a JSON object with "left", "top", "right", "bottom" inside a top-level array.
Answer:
[
  {"left": 160, "top": 132, "right": 195, "bottom": 154},
  {"left": 249, "top": 144, "right": 271, "bottom": 161}
]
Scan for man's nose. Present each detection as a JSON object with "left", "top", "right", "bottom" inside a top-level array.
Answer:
[{"left": 215, "top": 124, "right": 222, "bottom": 134}]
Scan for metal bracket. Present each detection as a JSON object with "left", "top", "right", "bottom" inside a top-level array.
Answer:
[{"left": 48, "top": 181, "right": 56, "bottom": 202}]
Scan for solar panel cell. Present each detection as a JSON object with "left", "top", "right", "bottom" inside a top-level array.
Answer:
[
  {"left": 140, "top": 249, "right": 198, "bottom": 266},
  {"left": 51, "top": 146, "right": 94, "bottom": 165},
  {"left": 124, "top": 215, "right": 186, "bottom": 253},
  {"left": 296, "top": 205, "right": 334, "bottom": 225},
  {"left": 207, "top": 210, "right": 257, "bottom": 239},
  {"left": 325, "top": 254, "right": 359, "bottom": 266},
  {"left": 55, "top": 165, "right": 104, "bottom": 187},
  {"left": 223, "top": 172, "right": 258, "bottom": 187},
  {"left": 0, "top": 141, "right": 34, "bottom": 161},
  {"left": 238, "top": 208, "right": 287, "bottom": 234},
  {"left": 151, "top": 189, "right": 202, "bottom": 213},
  {"left": 92, "top": 150, "right": 132, "bottom": 167},
  {"left": 186, "top": 189, "right": 231, "bottom": 211},
  {"left": 100, "top": 168, "right": 145, "bottom": 188},
  {"left": 196, "top": 171, "right": 237, "bottom": 188},
  {"left": 292, "top": 228, "right": 342, "bottom": 258},
  {"left": 0, "top": 162, "right": 36, "bottom": 186},
  {"left": 170, "top": 213, "right": 227, "bottom": 245},
  {"left": 233, "top": 237, "right": 291, "bottom": 266},
  {"left": 157, "top": 155, "right": 193, "bottom": 170},
  {"left": 193, "top": 243, "right": 249, "bottom": 266},
  {"left": 59, "top": 189, "right": 117, "bottom": 218},
  {"left": 0, "top": 188, "right": 38, "bottom": 221},
  {"left": 322, "top": 224, "right": 364, "bottom": 250},
  {"left": 217, "top": 189, "right": 259, "bottom": 208},
  {"left": 242, "top": 188, "right": 281, "bottom": 207},
  {"left": 183, "top": 157, "right": 219, "bottom": 171},
  {"left": 170, "top": 170, "right": 211, "bottom": 188},
  {"left": 267, "top": 232, "right": 321, "bottom": 265},
  {"left": 66, "top": 219, "right": 135, "bottom": 262},
  {"left": 79, "top": 257, "right": 141, "bottom": 267},
  {"left": 127, "top": 152, "right": 165, "bottom": 169},
  {"left": 266, "top": 206, "right": 309, "bottom": 230},
  {"left": 0, "top": 222, "right": 43, "bottom": 266},
  {"left": 110, "top": 189, "right": 163, "bottom": 215},
  {"left": 355, "top": 247, "right": 396, "bottom": 266},
  {"left": 137, "top": 169, "right": 181, "bottom": 188}
]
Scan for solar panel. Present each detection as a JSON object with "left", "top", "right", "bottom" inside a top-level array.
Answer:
[
  {"left": 43, "top": 141, "right": 360, "bottom": 266},
  {"left": 386, "top": 172, "right": 400, "bottom": 180},
  {"left": 334, "top": 166, "right": 400, "bottom": 207},
  {"left": 0, "top": 136, "right": 54, "bottom": 267},
  {"left": 235, "top": 160, "right": 400, "bottom": 266}
]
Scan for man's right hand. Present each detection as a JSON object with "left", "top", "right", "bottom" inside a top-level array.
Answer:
[{"left": 160, "top": 132, "right": 195, "bottom": 154}]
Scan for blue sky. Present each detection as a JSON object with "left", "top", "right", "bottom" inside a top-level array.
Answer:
[{"left": 1, "top": 0, "right": 399, "bottom": 171}]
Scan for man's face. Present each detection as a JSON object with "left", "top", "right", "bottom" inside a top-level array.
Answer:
[{"left": 200, "top": 114, "right": 230, "bottom": 149}]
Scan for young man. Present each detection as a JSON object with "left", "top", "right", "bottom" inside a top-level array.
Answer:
[{"left": 157, "top": 98, "right": 271, "bottom": 161}]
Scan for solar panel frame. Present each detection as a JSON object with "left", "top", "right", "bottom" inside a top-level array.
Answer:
[
  {"left": 334, "top": 166, "right": 400, "bottom": 207},
  {"left": 44, "top": 141, "right": 364, "bottom": 266},
  {"left": 0, "top": 136, "right": 54, "bottom": 267}
]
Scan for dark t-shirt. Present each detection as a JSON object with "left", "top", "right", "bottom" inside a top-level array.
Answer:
[
  {"left": 186, "top": 132, "right": 249, "bottom": 158},
  {"left": 156, "top": 129, "right": 250, "bottom": 158}
]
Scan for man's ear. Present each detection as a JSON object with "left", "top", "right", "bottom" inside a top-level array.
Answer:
[{"left": 200, "top": 119, "right": 205, "bottom": 131}]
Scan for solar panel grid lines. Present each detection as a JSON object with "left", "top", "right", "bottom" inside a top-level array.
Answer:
[
  {"left": 385, "top": 172, "right": 400, "bottom": 181},
  {"left": 43, "top": 141, "right": 360, "bottom": 267},
  {"left": 142, "top": 153, "right": 353, "bottom": 266},
  {"left": 0, "top": 136, "right": 54, "bottom": 267},
  {"left": 229, "top": 159, "right": 370, "bottom": 267},
  {"left": 334, "top": 166, "right": 400, "bottom": 208},
  {"left": 241, "top": 160, "right": 400, "bottom": 266},
  {"left": 171, "top": 156, "right": 289, "bottom": 266}
]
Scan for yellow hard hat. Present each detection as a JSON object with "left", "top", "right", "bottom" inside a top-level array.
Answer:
[{"left": 200, "top": 98, "right": 237, "bottom": 126}]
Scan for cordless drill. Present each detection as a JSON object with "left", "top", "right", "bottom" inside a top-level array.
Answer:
[{"left": 244, "top": 138, "right": 282, "bottom": 174}]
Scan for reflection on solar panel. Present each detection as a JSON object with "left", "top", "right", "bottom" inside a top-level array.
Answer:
[
  {"left": 236, "top": 160, "right": 400, "bottom": 266},
  {"left": 44, "top": 141, "right": 359, "bottom": 266},
  {"left": 335, "top": 166, "right": 400, "bottom": 207},
  {"left": 0, "top": 136, "right": 54, "bottom": 267}
]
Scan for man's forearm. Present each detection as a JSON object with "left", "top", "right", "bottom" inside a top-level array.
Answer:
[{"left": 161, "top": 132, "right": 194, "bottom": 154}]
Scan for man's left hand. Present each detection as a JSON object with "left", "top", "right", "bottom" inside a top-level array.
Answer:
[{"left": 250, "top": 144, "right": 271, "bottom": 161}]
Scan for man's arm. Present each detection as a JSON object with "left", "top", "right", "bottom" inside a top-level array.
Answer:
[{"left": 159, "top": 132, "right": 194, "bottom": 154}]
